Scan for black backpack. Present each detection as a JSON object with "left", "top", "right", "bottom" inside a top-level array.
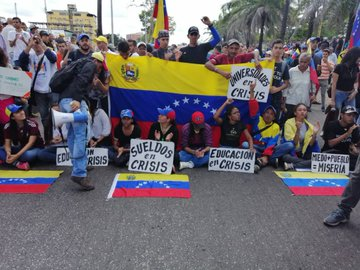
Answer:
[{"left": 49, "top": 57, "right": 91, "bottom": 93}]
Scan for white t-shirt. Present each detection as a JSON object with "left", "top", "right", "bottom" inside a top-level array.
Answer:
[
  {"left": 90, "top": 109, "right": 111, "bottom": 139},
  {"left": 7, "top": 30, "right": 30, "bottom": 61}
]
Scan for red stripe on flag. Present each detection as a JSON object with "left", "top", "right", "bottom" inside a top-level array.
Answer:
[
  {"left": 152, "top": 0, "right": 159, "bottom": 18},
  {"left": 289, "top": 187, "right": 345, "bottom": 196},
  {"left": 0, "top": 184, "right": 51, "bottom": 193},
  {"left": 113, "top": 188, "right": 191, "bottom": 198}
]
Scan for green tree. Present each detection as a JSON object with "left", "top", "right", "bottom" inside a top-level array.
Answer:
[
  {"left": 217, "top": 0, "right": 282, "bottom": 53},
  {"left": 280, "top": 0, "right": 292, "bottom": 41}
]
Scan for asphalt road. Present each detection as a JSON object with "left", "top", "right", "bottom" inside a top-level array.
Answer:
[{"left": 1, "top": 104, "right": 360, "bottom": 270}]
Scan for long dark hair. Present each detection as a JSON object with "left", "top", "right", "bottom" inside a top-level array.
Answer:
[
  {"left": 8, "top": 115, "right": 28, "bottom": 145},
  {"left": 225, "top": 105, "right": 237, "bottom": 121},
  {"left": 0, "top": 47, "right": 9, "bottom": 67},
  {"left": 341, "top": 47, "right": 360, "bottom": 68}
]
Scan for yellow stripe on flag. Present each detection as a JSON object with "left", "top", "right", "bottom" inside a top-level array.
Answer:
[
  {"left": 117, "top": 173, "right": 189, "bottom": 182},
  {"left": 152, "top": 0, "right": 165, "bottom": 39},
  {"left": 0, "top": 170, "right": 63, "bottom": 178},
  {"left": 107, "top": 54, "right": 275, "bottom": 96},
  {"left": 275, "top": 171, "right": 348, "bottom": 179}
]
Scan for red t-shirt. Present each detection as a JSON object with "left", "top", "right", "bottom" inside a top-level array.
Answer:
[
  {"left": 4, "top": 119, "right": 44, "bottom": 148},
  {"left": 211, "top": 53, "right": 254, "bottom": 65},
  {"left": 56, "top": 52, "right": 63, "bottom": 70}
]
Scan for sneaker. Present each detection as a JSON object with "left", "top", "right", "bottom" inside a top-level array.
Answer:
[
  {"left": 283, "top": 162, "right": 294, "bottom": 171},
  {"left": 179, "top": 161, "right": 195, "bottom": 170},
  {"left": 16, "top": 161, "right": 30, "bottom": 171},
  {"left": 71, "top": 176, "right": 95, "bottom": 191},
  {"left": 323, "top": 208, "right": 349, "bottom": 227},
  {"left": 272, "top": 158, "right": 279, "bottom": 169},
  {"left": 254, "top": 164, "right": 260, "bottom": 173}
]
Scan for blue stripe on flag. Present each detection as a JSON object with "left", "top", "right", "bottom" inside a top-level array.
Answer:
[
  {"left": 0, "top": 177, "right": 56, "bottom": 185},
  {"left": 109, "top": 87, "right": 270, "bottom": 125},
  {"left": 282, "top": 178, "right": 348, "bottom": 187},
  {"left": 116, "top": 180, "right": 190, "bottom": 189}
]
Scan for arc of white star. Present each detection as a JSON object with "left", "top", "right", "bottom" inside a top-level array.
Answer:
[
  {"left": 173, "top": 100, "right": 180, "bottom": 107},
  {"left": 203, "top": 102, "right": 210, "bottom": 109},
  {"left": 210, "top": 108, "right": 217, "bottom": 115},
  {"left": 182, "top": 97, "right": 189, "bottom": 104},
  {"left": 193, "top": 98, "right": 200, "bottom": 104},
  {"left": 165, "top": 105, "right": 171, "bottom": 109}
]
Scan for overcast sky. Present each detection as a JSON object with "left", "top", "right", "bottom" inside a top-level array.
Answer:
[{"left": 0, "top": 0, "right": 229, "bottom": 44}]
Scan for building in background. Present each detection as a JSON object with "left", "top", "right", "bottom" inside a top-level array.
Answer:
[
  {"left": 126, "top": 32, "right": 143, "bottom": 41},
  {"left": 44, "top": 4, "right": 97, "bottom": 39}
]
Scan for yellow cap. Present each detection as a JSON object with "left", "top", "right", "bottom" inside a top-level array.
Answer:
[
  {"left": 94, "top": 35, "right": 108, "bottom": 44},
  {"left": 91, "top": 52, "right": 105, "bottom": 62}
]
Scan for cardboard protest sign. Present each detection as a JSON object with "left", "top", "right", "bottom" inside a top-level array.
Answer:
[
  {"left": 129, "top": 139, "right": 175, "bottom": 175},
  {"left": 311, "top": 153, "right": 349, "bottom": 175},
  {"left": 0, "top": 67, "right": 32, "bottom": 97},
  {"left": 227, "top": 61, "right": 274, "bottom": 103},
  {"left": 56, "top": 148, "right": 109, "bottom": 166},
  {"left": 208, "top": 148, "right": 255, "bottom": 173}
]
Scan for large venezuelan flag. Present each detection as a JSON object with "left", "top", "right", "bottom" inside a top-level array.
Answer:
[
  {"left": 275, "top": 171, "right": 349, "bottom": 196},
  {"left": 107, "top": 54, "right": 274, "bottom": 146},
  {"left": 152, "top": 0, "right": 169, "bottom": 42},
  {"left": 108, "top": 173, "right": 191, "bottom": 198},
  {"left": 0, "top": 170, "right": 63, "bottom": 193}
]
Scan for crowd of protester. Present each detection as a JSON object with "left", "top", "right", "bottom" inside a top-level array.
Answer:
[{"left": 0, "top": 16, "right": 360, "bottom": 215}]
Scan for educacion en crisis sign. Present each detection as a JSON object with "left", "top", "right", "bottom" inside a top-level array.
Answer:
[{"left": 227, "top": 64, "right": 273, "bottom": 103}]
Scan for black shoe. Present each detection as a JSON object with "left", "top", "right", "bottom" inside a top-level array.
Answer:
[
  {"left": 323, "top": 208, "right": 349, "bottom": 227},
  {"left": 71, "top": 176, "right": 95, "bottom": 191},
  {"left": 86, "top": 166, "right": 94, "bottom": 171}
]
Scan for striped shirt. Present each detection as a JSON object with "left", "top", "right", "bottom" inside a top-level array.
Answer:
[{"left": 318, "top": 58, "right": 334, "bottom": 80}]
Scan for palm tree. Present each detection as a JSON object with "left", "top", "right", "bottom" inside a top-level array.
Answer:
[
  {"left": 219, "top": 0, "right": 282, "bottom": 54},
  {"left": 97, "top": 0, "right": 103, "bottom": 35},
  {"left": 280, "top": 0, "right": 292, "bottom": 41}
]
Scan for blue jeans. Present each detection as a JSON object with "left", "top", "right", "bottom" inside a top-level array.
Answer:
[
  {"left": 242, "top": 141, "right": 294, "bottom": 163},
  {"left": 0, "top": 146, "right": 40, "bottom": 163},
  {"left": 59, "top": 98, "right": 88, "bottom": 177},
  {"left": 179, "top": 150, "right": 209, "bottom": 167},
  {"left": 37, "top": 146, "right": 58, "bottom": 163},
  {"left": 335, "top": 90, "right": 355, "bottom": 111}
]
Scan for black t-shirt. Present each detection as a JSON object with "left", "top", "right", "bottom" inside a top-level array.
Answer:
[
  {"left": 152, "top": 48, "right": 175, "bottom": 61},
  {"left": 271, "top": 61, "right": 290, "bottom": 99},
  {"left": 322, "top": 120, "right": 360, "bottom": 152},
  {"left": 114, "top": 124, "right": 141, "bottom": 148},
  {"left": 334, "top": 63, "right": 359, "bottom": 92},
  {"left": 68, "top": 49, "right": 93, "bottom": 64},
  {"left": 148, "top": 122, "right": 179, "bottom": 148},
  {"left": 179, "top": 42, "right": 212, "bottom": 64},
  {"left": 220, "top": 118, "right": 247, "bottom": 148}
]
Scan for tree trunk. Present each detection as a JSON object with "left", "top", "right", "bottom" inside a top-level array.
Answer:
[
  {"left": 345, "top": 9, "right": 356, "bottom": 43},
  {"left": 258, "top": 14, "right": 266, "bottom": 56},
  {"left": 307, "top": 10, "right": 316, "bottom": 39},
  {"left": 97, "top": 0, "right": 103, "bottom": 36},
  {"left": 280, "top": 0, "right": 291, "bottom": 41}
]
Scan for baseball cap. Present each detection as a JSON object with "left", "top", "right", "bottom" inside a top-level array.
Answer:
[
  {"left": 158, "top": 30, "right": 169, "bottom": 38},
  {"left": 341, "top": 105, "right": 358, "bottom": 115},
  {"left": 95, "top": 35, "right": 108, "bottom": 44},
  {"left": 191, "top": 111, "right": 205, "bottom": 128},
  {"left": 188, "top": 26, "right": 199, "bottom": 35},
  {"left": 300, "top": 44, "right": 308, "bottom": 50},
  {"left": 29, "top": 24, "right": 38, "bottom": 30},
  {"left": 310, "top": 37, "right": 320, "bottom": 42},
  {"left": 263, "top": 105, "right": 277, "bottom": 115},
  {"left": 228, "top": 39, "right": 240, "bottom": 46},
  {"left": 158, "top": 107, "right": 176, "bottom": 120},
  {"left": 137, "top": 42, "right": 146, "bottom": 48},
  {"left": 77, "top": 33, "right": 90, "bottom": 42},
  {"left": 39, "top": 30, "right": 49, "bottom": 36},
  {"left": 120, "top": 109, "right": 134, "bottom": 118},
  {"left": 91, "top": 52, "right": 104, "bottom": 63},
  {"left": 5, "top": 104, "right": 23, "bottom": 117}
]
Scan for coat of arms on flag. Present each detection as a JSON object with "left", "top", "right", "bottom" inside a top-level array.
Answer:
[{"left": 107, "top": 173, "right": 191, "bottom": 198}]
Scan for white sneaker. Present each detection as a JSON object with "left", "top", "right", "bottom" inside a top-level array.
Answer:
[
  {"left": 179, "top": 161, "right": 194, "bottom": 170},
  {"left": 284, "top": 162, "right": 294, "bottom": 171}
]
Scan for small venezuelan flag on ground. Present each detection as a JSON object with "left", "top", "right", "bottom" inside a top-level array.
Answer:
[
  {"left": 108, "top": 173, "right": 191, "bottom": 199},
  {"left": 275, "top": 171, "right": 349, "bottom": 196},
  {"left": 0, "top": 170, "right": 63, "bottom": 193}
]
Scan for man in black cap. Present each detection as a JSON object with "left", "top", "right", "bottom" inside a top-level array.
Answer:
[
  {"left": 39, "top": 30, "right": 54, "bottom": 50},
  {"left": 29, "top": 24, "right": 38, "bottom": 37},
  {"left": 152, "top": 30, "right": 181, "bottom": 61},
  {"left": 323, "top": 106, "right": 360, "bottom": 227},
  {"left": 322, "top": 105, "right": 360, "bottom": 171},
  {"left": 179, "top": 16, "right": 221, "bottom": 64}
]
